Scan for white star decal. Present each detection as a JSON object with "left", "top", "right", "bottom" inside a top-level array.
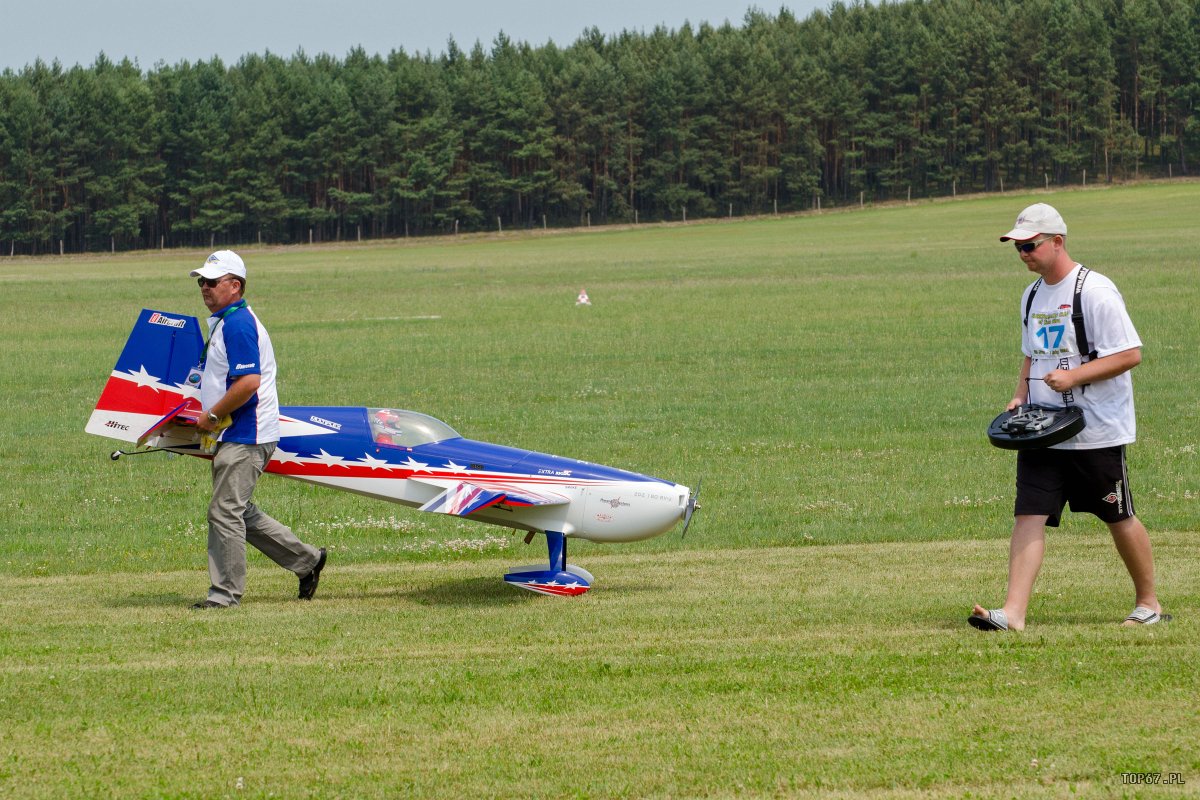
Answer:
[
  {"left": 443, "top": 460, "right": 466, "bottom": 472},
  {"left": 271, "top": 448, "right": 302, "bottom": 464},
  {"left": 400, "top": 456, "right": 430, "bottom": 471},
  {"left": 357, "top": 453, "right": 392, "bottom": 470},
  {"left": 312, "top": 449, "right": 350, "bottom": 468},
  {"left": 122, "top": 365, "right": 161, "bottom": 391}
]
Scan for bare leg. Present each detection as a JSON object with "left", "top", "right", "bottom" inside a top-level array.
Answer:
[
  {"left": 972, "top": 514, "right": 1048, "bottom": 631},
  {"left": 1108, "top": 515, "right": 1161, "bottom": 624}
]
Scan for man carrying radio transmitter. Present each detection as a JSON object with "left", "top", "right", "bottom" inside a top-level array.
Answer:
[{"left": 969, "top": 204, "right": 1167, "bottom": 631}]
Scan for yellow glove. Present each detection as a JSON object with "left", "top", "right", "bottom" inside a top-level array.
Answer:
[{"left": 200, "top": 416, "right": 233, "bottom": 454}]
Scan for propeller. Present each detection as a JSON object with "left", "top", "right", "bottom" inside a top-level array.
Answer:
[{"left": 681, "top": 478, "right": 702, "bottom": 539}]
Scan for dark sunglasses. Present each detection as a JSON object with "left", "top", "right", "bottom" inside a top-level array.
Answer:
[
  {"left": 197, "top": 276, "right": 230, "bottom": 288},
  {"left": 1014, "top": 235, "right": 1056, "bottom": 253}
]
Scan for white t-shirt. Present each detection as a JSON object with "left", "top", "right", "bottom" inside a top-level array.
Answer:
[{"left": 1020, "top": 264, "right": 1141, "bottom": 449}]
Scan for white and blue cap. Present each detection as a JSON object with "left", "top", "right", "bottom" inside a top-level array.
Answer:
[
  {"left": 1000, "top": 203, "right": 1067, "bottom": 241},
  {"left": 190, "top": 250, "right": 247, "bottom": 280}
]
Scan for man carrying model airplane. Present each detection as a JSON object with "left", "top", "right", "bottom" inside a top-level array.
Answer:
[{"left": 189, "top": 250, "right": 326, "bottom": 608}]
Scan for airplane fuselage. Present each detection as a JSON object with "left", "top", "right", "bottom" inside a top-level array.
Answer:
[{"left": 264, "top": 406, "right": 690, "bottom": 544}]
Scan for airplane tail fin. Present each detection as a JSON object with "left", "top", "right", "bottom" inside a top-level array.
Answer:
[{"left": 85, "top": 309, "right": 204, "bottom": 444}]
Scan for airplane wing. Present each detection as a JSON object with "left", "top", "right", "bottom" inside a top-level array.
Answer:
[{"left": 418, "top": 481, "right": 569, "bottom": 517}]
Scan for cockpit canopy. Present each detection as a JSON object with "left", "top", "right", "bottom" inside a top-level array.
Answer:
[{"left": 367, "top": 408, "right": 460, "bottom": 447}]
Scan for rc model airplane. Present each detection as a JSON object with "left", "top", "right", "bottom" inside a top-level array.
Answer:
[{"left": 86, "top": 309, "right": 699, "bottom": 596}]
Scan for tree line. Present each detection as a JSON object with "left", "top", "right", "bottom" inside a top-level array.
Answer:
[{"left": 1, "top": 0, "right": 1197, "bottom": 255}]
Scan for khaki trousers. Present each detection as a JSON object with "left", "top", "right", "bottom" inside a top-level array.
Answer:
[{"left": 206, "top": 442, "right": 320, "bottom": 606}]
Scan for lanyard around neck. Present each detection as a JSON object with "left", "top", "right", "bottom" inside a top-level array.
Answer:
[{"left": 200, "top": 300, "right": 247, "bottom": 366}]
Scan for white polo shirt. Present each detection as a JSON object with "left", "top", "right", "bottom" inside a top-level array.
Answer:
[{"left": 200, "top": 303, "right": 280, "bottom": 444}]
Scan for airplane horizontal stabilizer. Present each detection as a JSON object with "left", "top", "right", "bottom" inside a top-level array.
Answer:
[{"left": 136, "top": 399, "right": 201, "bottom": 447}]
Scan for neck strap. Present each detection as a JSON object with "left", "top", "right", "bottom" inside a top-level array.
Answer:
[{"left": 200, "top": 300, "right": 247, "bottom": 366}]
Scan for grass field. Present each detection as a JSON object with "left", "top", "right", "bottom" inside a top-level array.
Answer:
[{"left": 2, "top": 183, "right": 1199, "bottom": 797}]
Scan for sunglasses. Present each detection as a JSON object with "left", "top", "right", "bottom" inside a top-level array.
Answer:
[
  {"left": 197, "top": 276, "right": 231, "bottom": 288},
  {"left": 1014, "top": 235, "right": 1057, "bottom": 253}
]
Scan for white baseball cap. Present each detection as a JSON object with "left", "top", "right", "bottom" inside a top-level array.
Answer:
[
  {"left": 999, "top": 203, "right": 1067, "bottom": 241},
  {"left": 190, "top": 250, "right": 247, "bottom": 280}
]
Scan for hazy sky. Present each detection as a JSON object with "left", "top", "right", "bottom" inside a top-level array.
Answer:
[{"left": 3, "top": 0, "right": 831, "bottom": 73}]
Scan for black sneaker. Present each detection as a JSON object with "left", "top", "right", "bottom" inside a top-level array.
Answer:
[
  {"left": 190, "top": 600, "right": 228, "bottom": 609},
  {"left": 298, "top": 547, "right": 327, "bottom": 600}
]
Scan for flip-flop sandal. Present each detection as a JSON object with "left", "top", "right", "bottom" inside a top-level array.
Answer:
[
  {"left": 968, "top": 608, "right": 1009, "bottom": 631},
  {"left": 1123, "top": 606, "right": 1172, "bottom": 625}
]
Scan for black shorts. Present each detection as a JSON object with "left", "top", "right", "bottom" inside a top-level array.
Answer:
[{"left": 1015, "top": 445, "right": 1135, "bottom": 527}]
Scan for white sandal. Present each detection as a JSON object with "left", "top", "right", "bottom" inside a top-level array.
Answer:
[
  {"left": 968, "top": 608, "right": 1009, "bottom": 631},
  {"left": 1123, "top": 606, "right": 1172, "bottom": 625}
]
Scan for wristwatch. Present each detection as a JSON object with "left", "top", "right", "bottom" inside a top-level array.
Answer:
[{"left": 206, "top": 411, "right": 220, "bottom": 424}]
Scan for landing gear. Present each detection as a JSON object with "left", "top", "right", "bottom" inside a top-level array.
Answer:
[{"left": 503, "top": 531, "right": 594, "bottom": 596}]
